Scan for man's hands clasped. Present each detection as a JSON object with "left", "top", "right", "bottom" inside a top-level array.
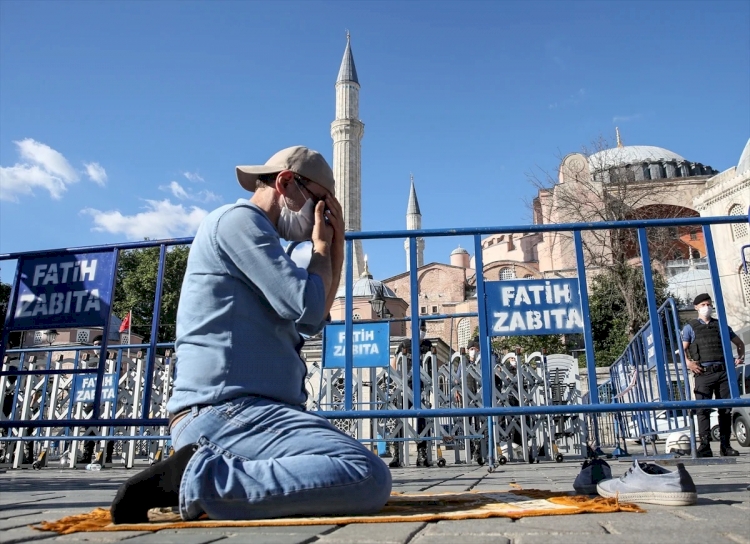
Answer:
[{"left": 312, "top": 195, "right": 345, "bottom": 271}]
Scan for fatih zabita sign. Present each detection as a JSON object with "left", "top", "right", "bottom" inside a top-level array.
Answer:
[
  {"left": 9, "top": 252, "right": 116, "bottom": 330},
  {"left": 485, "top": 278, "right": 584, "bottom": 336}
]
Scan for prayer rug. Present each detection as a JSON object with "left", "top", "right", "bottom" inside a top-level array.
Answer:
[{"left": 34, "top": 489, "right": 643, "bottom": 535}]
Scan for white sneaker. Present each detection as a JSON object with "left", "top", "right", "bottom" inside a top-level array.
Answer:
[{"left": 597, "top": 461, "right": 697, "bottom": 506}]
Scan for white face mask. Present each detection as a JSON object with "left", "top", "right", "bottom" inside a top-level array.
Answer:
[
  {"left": 419, "top": 330, "right": 426, "bottom": 341},
  {"left": 468, "top": 348, "right": 476, "bottom": 361},
  {"left": 277, "top": 194, "right": 315, "bottom": 242},
  {"left": 698, "top": 305, "right": 712, "bottom": 318}
]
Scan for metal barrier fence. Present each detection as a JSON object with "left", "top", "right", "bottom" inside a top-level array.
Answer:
[
  {"left": 1, "top": 215, "right": 748, "bottom": 469},
  {"left": 607, "top": 298, "right": 697, "bottom": 457}
]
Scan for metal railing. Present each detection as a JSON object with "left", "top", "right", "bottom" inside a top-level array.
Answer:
[{"left": 1, "top": 215, "right": 748, "bottom": 469}]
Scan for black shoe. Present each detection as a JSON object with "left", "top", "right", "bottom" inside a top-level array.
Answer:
[
  {"left": 720, "top": 445, "right": 739, "bottom": 457},
  {"left": 388, "top": 458, "right": 401, "bottom": 468},
  {"left": 416, "top": 453, "right": 432, "bottom": 467},
  {"left": 696, "top": 443, "right": 713, "bottom": 458},
  {"left": 110, "top": 443, "right": 198, "bottom": 524}
]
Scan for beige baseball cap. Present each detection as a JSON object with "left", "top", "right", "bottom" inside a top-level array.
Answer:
[{"left": 236, "top": 146, "right": 336, "bottom": 196}]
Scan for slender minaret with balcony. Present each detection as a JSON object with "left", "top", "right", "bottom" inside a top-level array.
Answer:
[
  {"left": 404, "top": 174, "right": 425, "bottom": 271},
  {"left": 331, "top": 32, "right": 365, "bottom": 283}
]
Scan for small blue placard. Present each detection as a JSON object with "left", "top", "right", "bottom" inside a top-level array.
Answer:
[
  {"left": 323, "top": 322, "right": 390, "bottom": 368},
  {"left": 485, "top": 278, "right": 584, "bottom": 336},
  {"left": 72, "top": 373, "right": 118, "bottom": 404},
  {"left": 10, "top": 252, "right": 116, "bottom": 330},
  {"left": 643, "top": 325, "right": 657, "bottom": 368}
]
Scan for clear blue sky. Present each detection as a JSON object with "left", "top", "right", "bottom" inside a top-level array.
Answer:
[{"left": 1, "top": 0, "right": 748, "bottom": 283}]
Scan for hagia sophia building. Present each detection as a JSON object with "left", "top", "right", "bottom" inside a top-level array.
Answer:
[{"left": 320, "top": 36, "right": 750, "bottom": 361}]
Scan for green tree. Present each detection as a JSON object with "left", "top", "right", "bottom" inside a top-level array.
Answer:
[
  {"left": 491, "top": 334, "right": 570, "bottom": 357},
  {"left": 587, "top": 266, "right": 672, "bottom": 367},
  {"left": 112, "top": 245, "right": 190, "bottom": 343},
  {"left": 471, "top": 325, "right": 575, "bottom": 358}
]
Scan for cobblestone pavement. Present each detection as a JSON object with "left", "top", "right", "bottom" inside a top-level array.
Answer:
[{"left": 1, "top": 445, "right": 748, "bottom": 544}]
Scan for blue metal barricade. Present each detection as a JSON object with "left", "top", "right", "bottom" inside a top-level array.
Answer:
[
  {"left": 608, "top": 298, "right": 697, "bottom": 457},
  {"left": 1, "top": 215, "right": 748, "bottom": 469}
]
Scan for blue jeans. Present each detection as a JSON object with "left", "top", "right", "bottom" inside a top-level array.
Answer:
[{"left": 170, "top": 396, "right": 392, "bottom": 520}]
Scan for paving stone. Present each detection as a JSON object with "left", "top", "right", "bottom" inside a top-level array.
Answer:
[
  {"left": 54, "top": 531, "right": 152, "bottom": 542},
  {"left": 514, "top": 536, "right": 689, "bottom": 544},
  {"left": 1, "top": 525, "right": 58, "bottom": 544},
  {"left": 418, "top": 518, "right": 513, "bottom": 535},
  {"left": 0, "top": 513, "right": 61, "bottom": 531},
  {"left": 513, "top": 513, "right": 608, "bottom": 534},
  {"left": 222, "top": 534, "right": 322, "bottom": 544},
  {"left": 121, "top": 531, "right": 228, "bottom": 544},
  {"left": 411, "top": 535, "right": 509, "bottom": 544},
  {"left": 315, "top": 522, "right": 426, "bottom": 543},
  {"left": 0, "top": 510, "right": 45, "bottom": 521},
  {"left": 205, "top": 525, "right": 338, "bottom": 535}
]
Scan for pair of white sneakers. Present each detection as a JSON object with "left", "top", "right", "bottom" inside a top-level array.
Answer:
[{"left": 574, "top": 458, "right": 697, "bottom": 506}]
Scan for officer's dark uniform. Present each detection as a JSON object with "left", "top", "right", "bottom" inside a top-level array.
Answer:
[
  {"left": 684, "top": 313, "right": 740, "bottom": 457},
  {"left": 389, "top": 334, "right": 434, "bottom": 467}
]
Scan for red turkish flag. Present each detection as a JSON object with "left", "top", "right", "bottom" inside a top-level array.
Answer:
[{"left": 119, "top": 311, "right": 131, "bottom": 333}]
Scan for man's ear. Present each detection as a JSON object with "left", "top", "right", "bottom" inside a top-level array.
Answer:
[{"left": 275, "top": 171, "right": 294, "bottom": 195}]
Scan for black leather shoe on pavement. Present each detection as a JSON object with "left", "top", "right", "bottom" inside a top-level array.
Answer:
[
  {"left": 720, "top": 445, "right": 739, "bottom": 456},
  {"left": 110, "top": 443, "right": 198, "bottom": 524},
  {"left": 416, "top": 454, "right": 432, "bottom": 467},
  {"left": 696, "top": 443, "right": 713, "bottom": 458}
]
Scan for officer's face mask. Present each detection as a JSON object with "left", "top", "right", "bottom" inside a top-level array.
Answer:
[
  {"left": 277, "top": 183, "right": 315, "bottom": 242},
  {"left": 698, "top": 305, "right": 712, "bottom": 318},
  {"left": 419, "top": 329, "right": 426, "bottom": 341},
  {"left": 468, "top": 348, "right": 477, "bottom": 361}
]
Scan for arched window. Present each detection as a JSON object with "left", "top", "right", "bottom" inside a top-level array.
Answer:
[
  {"left": 729, "top": 204, "right": 749, "bottom": 240},
  {"left": 523, "top": 274, "right": 534, "bottom": 279},
  {"left": 457, "top": 318, "right": 471, "bottom": 351},
  {"left": 499, "top": 267, "right": 515, "bottom": 280},
  {"left": 740, "top": 266, "right": 750, "bottom": 306}
]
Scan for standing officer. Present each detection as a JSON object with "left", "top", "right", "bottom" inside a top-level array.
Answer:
[{"left": 682, "top": 293, "right": 745, "bottom": 457}]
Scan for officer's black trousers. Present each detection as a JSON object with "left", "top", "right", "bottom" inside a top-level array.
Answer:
[{"left": 693, "top": 368, "right": 731, "bottom": 442}]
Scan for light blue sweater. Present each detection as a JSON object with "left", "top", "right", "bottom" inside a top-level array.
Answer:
[{"left": 166, "top": 200, "right": 328, "bottom": 413}]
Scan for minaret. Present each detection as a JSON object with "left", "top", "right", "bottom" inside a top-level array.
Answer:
[
  {"left": 404, "top": 174, "right": 425, "bottom": 271},
  {"left": 332, "top": 32, "right": 365, "bottom": 283}
]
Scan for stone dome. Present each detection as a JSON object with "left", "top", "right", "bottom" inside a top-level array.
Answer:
[
  {"left": 588, "top": 145, "right": 686, "bottom": 171},
  {"left": 451, "top": 246, "right": 469, "bottom": 255},
  {"left": 334, "top": 258, "right": 397, "bottom": 299},
  {"left": 584, "top": 144, "right": 717, "bottom": 181},
  {"left": 736, "top": 138, "right": 750, "bottom": 176},
  {"left": 667, "top": 268, "right": 714, "bottom": 309}
]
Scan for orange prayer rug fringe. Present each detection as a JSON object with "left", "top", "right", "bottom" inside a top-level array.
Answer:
[{"left": 34, "top": 489, "right": 643, "bottom": 535}]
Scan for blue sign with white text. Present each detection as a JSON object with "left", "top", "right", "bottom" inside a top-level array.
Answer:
[
  {"left": 485, "top": 278, "right": 584, "bottom": 336},
  {"left": 10, "top": 252, "right": 116, "bottom": 330},
  {"left": 323, "top": 322, "right": 390, "bottom": 368},
  {"left": 644, "top": 325, "right": 657, "bottom": 368},
  {"left": 72, "top": 373, "right": 118, "bottom": 404}
]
